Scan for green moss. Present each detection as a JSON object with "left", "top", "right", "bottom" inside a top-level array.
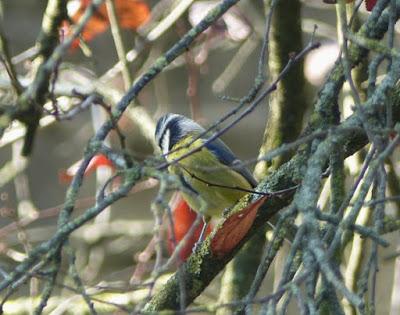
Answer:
[{"left": 153, "top": 56, "right": 168, "bottom": 71}]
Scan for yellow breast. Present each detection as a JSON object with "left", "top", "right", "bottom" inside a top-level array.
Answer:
[{"left": 167, "top": 135, "right": 252, "bottom": 218}]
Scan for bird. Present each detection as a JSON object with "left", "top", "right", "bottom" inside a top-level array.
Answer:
[{"left": 154, "top": 113, "right": 258, "bottom": 241}]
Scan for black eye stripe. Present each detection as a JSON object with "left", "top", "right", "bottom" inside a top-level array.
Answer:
[
  {"left": 167, "top": 118, "right": 182, "bottom": 150},
  {"left": 158, "top": 125, "right": 168, "bottom": 148},
  {"left": 156, "top": 115, "right": 181, "bottom": 151},
  {"left": 155, "top": 116, "right": 171, "bottom": 148}
]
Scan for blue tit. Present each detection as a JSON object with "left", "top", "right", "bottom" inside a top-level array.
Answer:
[{"left": 155, "top": 113, "right": 257, "bottom": 221}]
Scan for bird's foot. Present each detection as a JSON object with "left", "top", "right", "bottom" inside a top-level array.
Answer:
[{"left": 191, "top": 218, "right": 209, "bottom": 253}]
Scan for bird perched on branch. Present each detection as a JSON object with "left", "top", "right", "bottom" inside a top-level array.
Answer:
[{"left": 155, "top": 113, "right": 259, "bottom": 243}]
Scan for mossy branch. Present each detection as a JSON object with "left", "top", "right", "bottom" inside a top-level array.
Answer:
[
  {"left": 142, "top": 3, "right": 400, "bottom": 310},
  {"left": 0, "top": 0, "right": 244, "bottom": 303}
]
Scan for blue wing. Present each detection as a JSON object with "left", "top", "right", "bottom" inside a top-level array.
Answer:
[{"left": 204, "top": 138, "right": 257, "bottom": 187}]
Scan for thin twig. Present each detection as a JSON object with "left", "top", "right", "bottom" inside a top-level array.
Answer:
[{"left": 105, "top": 0, "right": 132, "bottom": 91}]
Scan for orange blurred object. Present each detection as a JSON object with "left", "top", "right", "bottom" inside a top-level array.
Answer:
[
  {"left": 65, "top": 0, "right": 150, "bottom": 49},
  {"left": 211, "top": 196, "right": 267, "bottom": 257},
  {"left": 59, "top": 154, "right": 114, "bottom": 183},
  {"left": 167, "top": 193, "right": 212, "bottom": 261}
]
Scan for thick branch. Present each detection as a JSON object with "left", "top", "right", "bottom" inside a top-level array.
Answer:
[{"left": 142, "top": 3, "right": 400, "bottom": 310}]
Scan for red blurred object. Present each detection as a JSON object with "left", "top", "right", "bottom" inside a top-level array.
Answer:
[
  {"left": 365, "top": 0, "right": 377, "bottom": 11},
  {"left": 59, "top": 154, "right": 114, "bottom": 183},
  {"left": 389, "top": 130, "right": 397, "bottom": 140},
  {"left": 322, "top": 0, "right": 376, "bottom": 11},
  {"left": 167, "top": 193, "right": 212, "bottom": 261},
  {"left": 211, "top": 196, "right": 267, "bottom": 257},
  {"left": 65, "top": 0, "right": 150, "bottom": 50}
]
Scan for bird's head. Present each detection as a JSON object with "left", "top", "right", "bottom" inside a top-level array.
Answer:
[{"left": 155, "top": 113, "right": 204, "bottom": 154}]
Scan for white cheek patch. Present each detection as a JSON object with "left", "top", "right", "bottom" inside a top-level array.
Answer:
[{"left": 161, "top": 128, "right": 171, "bottom": 154}]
